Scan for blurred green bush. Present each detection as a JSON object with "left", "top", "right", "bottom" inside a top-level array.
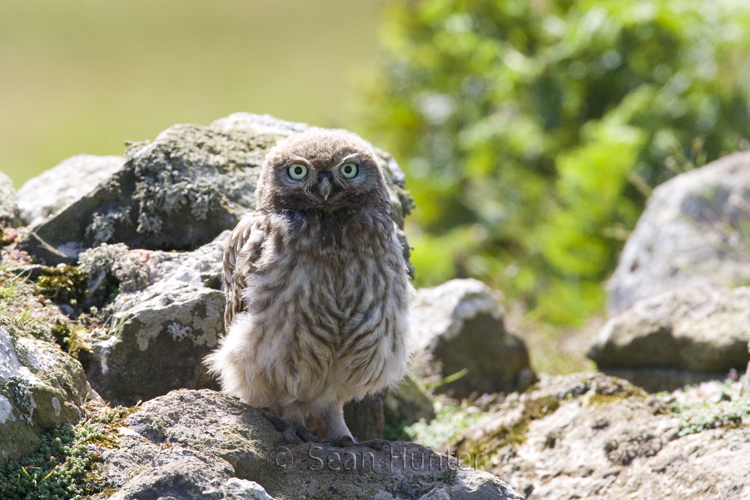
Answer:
[{"left": 366, "top": 0, "right": 750, "bottom": 325}]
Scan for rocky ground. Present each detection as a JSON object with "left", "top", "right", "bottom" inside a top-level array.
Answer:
[{"left": 2, "top": 115, "right": 750, "bottom": 499}]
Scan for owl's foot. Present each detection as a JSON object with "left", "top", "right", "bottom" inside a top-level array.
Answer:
[
  {"left": 324, "top": 435, "right": 391, "bottom": 451},
  {"left": 324, "top": 435, "right": 355, "bottom": 447},
  {"left": 260, "top": 407, "right": 319, "bottom": 444}
]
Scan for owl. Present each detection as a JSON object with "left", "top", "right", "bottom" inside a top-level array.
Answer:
[{"left": 205, "top": 129, "right": 414, "bottom": 447}]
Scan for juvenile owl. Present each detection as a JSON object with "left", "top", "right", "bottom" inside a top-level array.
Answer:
[{"left": 205, "top": 129, "right": 413, "bottom": 446}]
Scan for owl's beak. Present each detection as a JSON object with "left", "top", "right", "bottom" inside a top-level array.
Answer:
[{"left": 317, "top": 173, "right": 333, "bottom": 201}]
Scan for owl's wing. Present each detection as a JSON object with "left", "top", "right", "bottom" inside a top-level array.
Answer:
[{"left": 223, "top": 212, "right": 268, "bottom": 328}]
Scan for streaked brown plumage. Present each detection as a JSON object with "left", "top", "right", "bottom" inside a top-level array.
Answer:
[{"left": 205, "top": 129, "right": 413, "bottom": 445}]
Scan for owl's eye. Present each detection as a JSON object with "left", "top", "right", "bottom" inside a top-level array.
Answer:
[
  {"left": 340, "top": 162, "right": 358, "bottom": 179},
  {"left": 288, "top": 163, "right": 308, "bottom": 180}
]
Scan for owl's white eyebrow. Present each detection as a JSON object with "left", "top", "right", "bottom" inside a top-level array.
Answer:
[
  {"left": 288, "top": 156, "right": 311, "bottom": 165},
  {"left": 335, "top": 154, "right": 360, "bottom": 166}
]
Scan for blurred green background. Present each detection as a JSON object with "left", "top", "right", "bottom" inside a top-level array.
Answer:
[
  {"left": 4, "top": 0, "right": 750, "bottom": 374},
  {"left": 365, "top": 0, "right": 750, "bottom": 334},
  {"left": 0, "top": 0, "right": 381, "bottom": 187}
]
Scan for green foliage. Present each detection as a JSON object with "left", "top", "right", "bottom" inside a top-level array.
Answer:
[
  {"left": 0, "top": 405, "right": 134, "bottom": 499},
  {"left": 404, "top": 396, "right": 492, "bottom": 450},
  {"left": 49, "top": 320, "right": 89, "bottom": 359},
  {"left": 0, "top": 268, "right": 26, "bottom": 305},
  {"left": 36, "top": 266, "right": 87, "bottom": 308},
  {"left": 665, "top": 380, "right": 750, "bottom": 436},
  {"left": 0, "top": 425, "right": 103, "bottom": 500},
  {"left": 368, "top": 0, "right": 750, "bottom": 324}
]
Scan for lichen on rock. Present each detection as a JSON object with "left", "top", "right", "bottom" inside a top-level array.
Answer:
[
  {"left": 18, "top": 114, "right": 414, "bottom": 276},
  {"left": 95, "top": 389, "right": 522, "bottom": 500},
  {"left": 78, "top": 243, "right": 149, "bottom": 307},
  {"left": 0, "top": 320, "right": 97, "bottom": 462},
  {"left": 82, "top": 234, "right": 229, "bottom": 406},
  {"left": 4, "top": 376, "right": 37, "bottom": 423}
]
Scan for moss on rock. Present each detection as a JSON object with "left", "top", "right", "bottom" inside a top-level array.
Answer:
[{"left": 36, "top": 265, "right": 87, "bottom": 307}]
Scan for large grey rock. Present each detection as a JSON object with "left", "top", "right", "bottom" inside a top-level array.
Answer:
[
  {"left": 16, "top": 155, "right": 126, "bottom": 227},
  {"left": 411, "top": 279, "right": 537, "bottom": 398},
  {"left": 19, "top": 114, "right": 413, "bottom": 270},
  {"left": 82, "top": 232, "right": 228, "bottom": 406},
  {"left": 101, "top": 435, "right": 275, "bottom": 500},
  {"left": 455, "top": 372, "right": 750, "bottom": 500},
  {"left": 608, "top": 151, "right": 750, "bottom": 314},
  {"left": 97, "top": 389, "right": 522, "bottom": 500},
  {"left": 0, "top": 322, "right": 96, "bottom": 461},
  {"left": 588, "top": 286, "right": 750, "bottom": 392},
  {"left": 0, "top": 171, "right": 19, "bottom": 226}
]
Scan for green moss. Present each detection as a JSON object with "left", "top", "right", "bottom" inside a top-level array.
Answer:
[
  {"left": 522, "top": 396, "right": 560, "bottom": 421},
  {"left": 0, "top": 426, "right": 102, "bottom": 499},
  {"left": 0, "top": 405, "right": 134, "bottom": 499},
  {"left": 587, "top": 387, "right": 645, "bottom": 407},
  {"left": 587, "top": 394, "right": 623, "bottom": 407},
  {"left": 0, "top": 266, "right": 74, "bottom": 336},
  {"left": 456, "top": 396, "right": 561, "bottom": 469},
  {"left": 49, "top": 320, "right": 89, "bottom": 359},
  {"left": 0, "top": 313, "right": 52, "bottom": 346},
  {"left": 50, "top": 321, "right": 73, "bottom": 348},
  {"left": 36, "top": 266, "right": 87, "bottom": 307}
]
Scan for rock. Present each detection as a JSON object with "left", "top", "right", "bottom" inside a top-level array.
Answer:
[
  {"left": 99, "top": 428, "right": 276, "bottom": 500},
  {"left": 455, "top": 372, "right": 750, "bottom": 500},
  {"left": 0, "top": 171, "right": 19, "bottom": 227},
  {"left": 608, "top": 151, "right": 750, "bottom": 314},
  {"left": 106, "top": 445, "right": 237, "bottom": 500},
  {"left": 0, "top": 321, "right": 96, "bottom": 461},
  {"left": 97, "top": 389, "right": 522, "bottom": 500},
  {"left": 81, "top": 233, "right": 228, "bottom": 406},
  {"left": 16, "top": 155, "right": 126, "bottom": 227},
  {"left": 588, "top": 286, "right": 750, "bottom": 392},
  {"left": 410, "top": 279, "right": 537, "bottom": 398},
  {"left": 19, "top": 114, "right": 413, "bottom": 271}
]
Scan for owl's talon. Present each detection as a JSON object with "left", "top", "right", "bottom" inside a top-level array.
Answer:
[
  {"left": 283, "top": 429, "right": 297, "bottom": 444},
  {"left": 325, "top": 435, "right": 356, "bottom": 447},
  {"left": 282, "top": 423, "right": 318, "bottom": 443},
  {"left": 260, "top": 408, "right": 317, "bottom": 443},
  {"left": 259, "top": 408, "right": 287, "bottom": 432},
  {"left": 297, "top": 427, "right": 319, "bottom": 442}
]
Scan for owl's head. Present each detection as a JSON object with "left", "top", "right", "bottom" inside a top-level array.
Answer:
[{"left": 255, "top": 129, "right": 390, "bottom": 213}]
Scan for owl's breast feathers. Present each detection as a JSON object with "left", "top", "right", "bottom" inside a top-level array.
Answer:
[
  {"left": 221, "top": 205, "right": 411, "bottom": 398},
  {"left": 223, "top": 205, "right": 404, "bottom": 327}
]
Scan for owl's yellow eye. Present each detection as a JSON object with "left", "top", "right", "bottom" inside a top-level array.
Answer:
[
  {"left": 288, "top": 163, "right": 308, "bottom": 180},
  {"left": 340, "top": 162, "right": 358, "bottom": 179}
]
